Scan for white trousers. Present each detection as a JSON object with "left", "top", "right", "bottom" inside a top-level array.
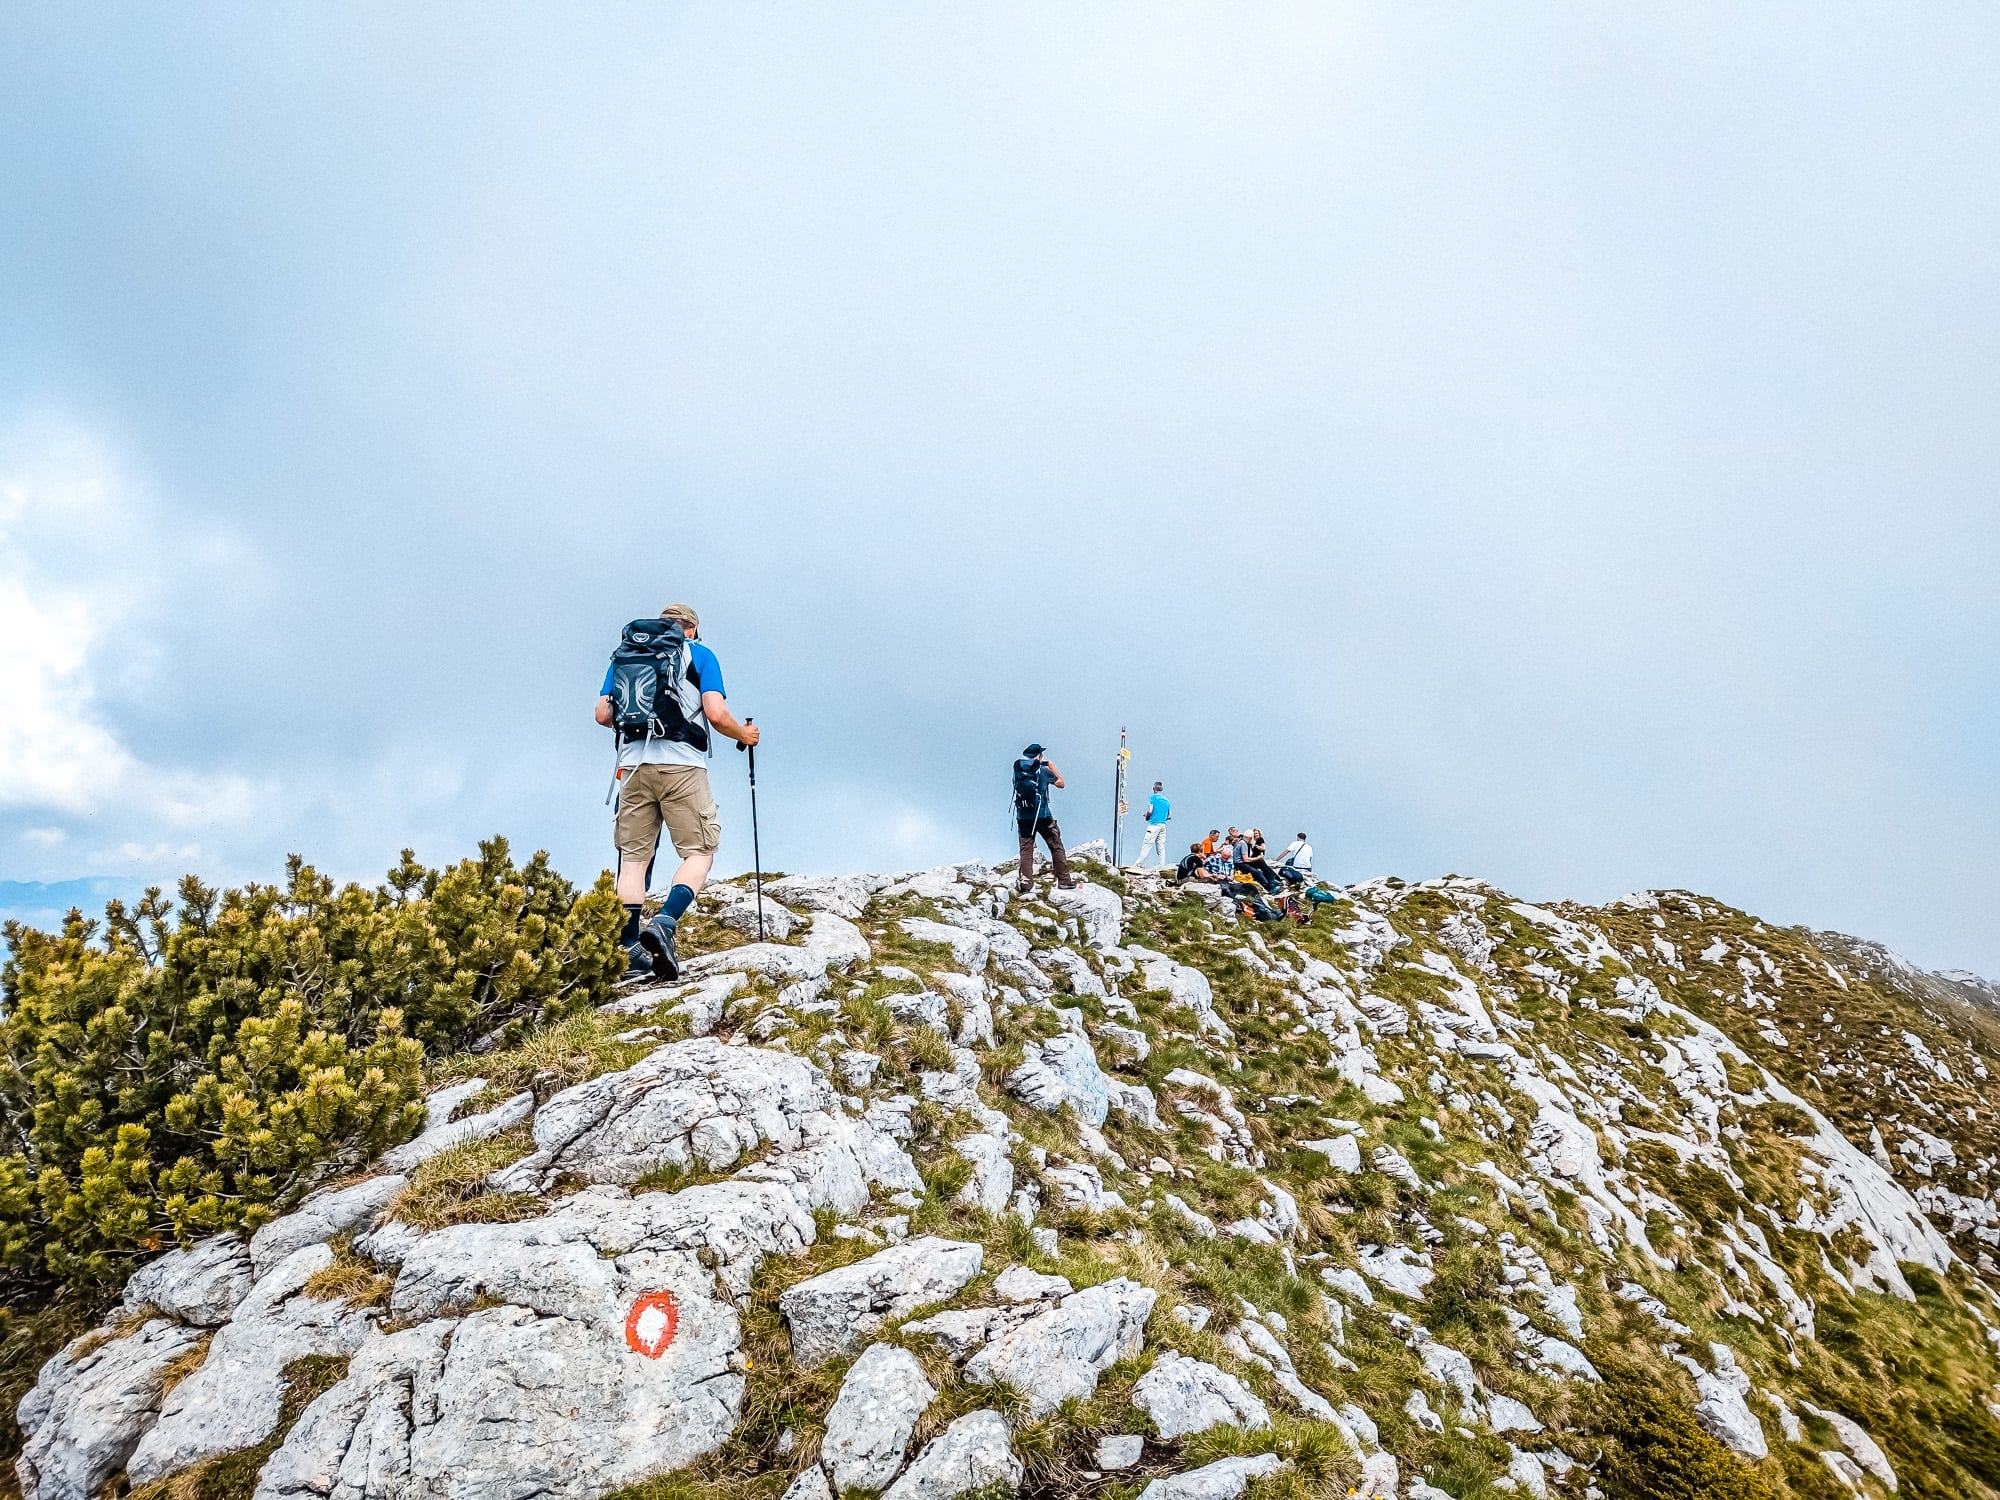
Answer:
[{"left": 1138, "top": 823, "right": 1171, "bottom": 867}]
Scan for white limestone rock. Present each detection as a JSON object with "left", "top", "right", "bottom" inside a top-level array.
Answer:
[
  {"left": 248, "top": 1176, "right": 407, "bottom": 1278},
  {"left": 820, "top": 1343, "right": 938, "bottom": 1493},
  {"left": 1164, "top": 1195, "right": 1218, "bottom": 1239},
  {"left": 258, "top": 1180, "right": 820, "bottom": 1500},
  {"left": 128, "top": 1244, "right": 379, "bottom": 1486},
  {"left": 1404, "top": 1389, "right": 1443, "bottom": 1433},
  {"left": 898, "top": 919, "right": 991, "bottom": 972},
  {"left": 254, "top": 1298, "right": 741, "bottom": 1500},
  {"left": 680, "top": 943, "right": 829, "bottom": 992},
  {"left": 1299, "top": 1136, "right": 1362, "bottom": 1174},
  {"left": 1486, "top": 1394, "right": 1543, "bottom": 1433},
  {"left": 1319, "top": 1266, "right": 1373, "bottom": 1307},
  {"left": 1693, "top": 1345, "right": 1767, "bottom": 1461},
  {"left": 352, "top": 1217, "right": 423, "bottom": 1268},
  {"left": 1097, "top": 1434, "right": 1144, "bottom": 1470},
  {"left": 780, "top": 1238, "right": 984, "bottom": 1367},
  {"left": 1092, "top": 1022, "right": 1151, "bottom": 1065},
  {"left": 963, "top": 917, "right": 1032, "bottom": 964},
  {"left": 1132, "top": 953, "right": 1232, "bottom": 1040},
  {"left": 782, "top": 1467, "right": 835, "bottom": 1500},
  {"left": 803, "top": 912, "right": 873, "bottom": 970},
  {"left": 393, "top": 1179, "right": 813, "bottom": 1315},
  {"left": 953, "top": 1134, "right": 1015, "bottom": 1217},
  {"left": 1355, "top": 1245, "right": 1434, "bottom": 1299},
  {"left": 1506, "top": 1450, "right": 1549, "bottom": 1498},
  {"left": 119, "top": 1234, "right": 253, "bottom": 1327},
  {"left": 1419, "top": 1341, "right": 1479, "bottom": 1405},
  {"left": 1006, "top": 1034, "right": 1112, "bottom": 1126},
  {"left": 764, "top": 875, "right": 873, "bottom": 922},
  {"left": 1045, "top": 1162, "right": 1125, "bottom": 1213},
  {"left": 604, "top": 971, "right": 747, "bottom": 1032},
  {"left": 1049, "top": 882, "right": 1124, "bottom": 949},
  {"left": 1132, "top": 1353, "right": 1269, "bottom": 1439},
  {"left": 1033, "top": 946, "right": 1106, "bottom": 999},
  {"left": 527, "top": 1038, "right": 915, "bottom": 1212},
  {"left": 712, "top": 888, "right": 801, "bottom": 941},
  {"left": 900, "top": 1306, "right": 1035, "bottom": 1363},
  {"left": 16, "top": 1319, "right": 208, "bottom": 1500},
  {"left": 1370, "top": 1146, "right": 1423, "bottom": 1192},
  {"left": 1532, "top": 1336, "right": 1599, "bottom": 1383},
  {"left": 885, "top": 989, "right": 950, "bottom": 1034},
  {"left": 381, "top": 1088, "right": 534, "bottom": 1174},
  {"left": 992, "top": 1265, "right": 1072, "bottom": 1303},
  {"left": 880, "top": 1410, "right": 1021, "bottom": 1500},
  {"left": 962, "top": 1277, "right": 1156, "bottom": 1418},
  {"left": 953, "top": 994, "right": 996, "bottom": 1048},
  {"left": 1107, "top": 1081, "right": 1164, "bottom": 1132},
  {"left": 1800, "top": 1402, "right": 1897, "bottom": 1492},
  {"left": 1355, "top": 1452, "right": 1399, "bottom": 1500},
  {"left": 1137, "top": 1454, "right": 1285, "bottom": 1500}
]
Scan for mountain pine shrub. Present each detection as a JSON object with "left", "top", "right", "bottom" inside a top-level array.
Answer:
[
  {"left": 0, "top": 838, "right": 625, "bottom": 1297},
  {"left": 1582, "top": 1361, "right": 1776, "bottom": 1500}
]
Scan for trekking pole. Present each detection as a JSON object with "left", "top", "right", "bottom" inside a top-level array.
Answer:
[{"left": 737, "top": 719, "right": 765, "bottom": 941}]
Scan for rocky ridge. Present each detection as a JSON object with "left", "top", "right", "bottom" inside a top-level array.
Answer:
[{"left": 16, "top": 853, "right": 2000, "bottom": 1500}]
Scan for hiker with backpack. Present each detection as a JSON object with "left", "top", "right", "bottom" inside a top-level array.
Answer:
[
  {"left": 1012, "top": 743, "right": 1076, "bottom": 893},
  {"left": 596, "top": 603, "right": 760, "bottom": 981}
]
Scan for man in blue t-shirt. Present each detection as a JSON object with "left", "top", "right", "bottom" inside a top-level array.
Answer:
[
  {"left": 595, "top": 603, "right": 760, "bottom": 981},
  {"left": 1136, "top": 781, "right": 1171, "bottom": 869}
]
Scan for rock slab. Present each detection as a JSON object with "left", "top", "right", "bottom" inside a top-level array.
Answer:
[{"left": 780, "top": 1239, "right": 984, "bottom": 1368}]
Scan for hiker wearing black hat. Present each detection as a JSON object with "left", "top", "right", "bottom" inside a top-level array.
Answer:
[{"left": 1011, "top": 743, "right": 1075, "bottom": 893}]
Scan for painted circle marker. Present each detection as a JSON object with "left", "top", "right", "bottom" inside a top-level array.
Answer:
[{"left": 625, "top": 1290, "right": 680, "bottom": 1359}]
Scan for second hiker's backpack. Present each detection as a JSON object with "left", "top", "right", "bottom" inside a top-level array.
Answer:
[
  {"left": 608, "top": 618, "right": 710, "bottom": 752},
  {"left": 1012, "top": 756, "right": 1046, "bottom": 817}
]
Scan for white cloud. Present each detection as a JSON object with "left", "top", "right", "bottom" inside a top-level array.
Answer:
[
  {"left": 19, "top": 827, "right": 66, "bottom": 847},
  {"left": 0, "top": 415, "right": 265, "bottom": 836}
]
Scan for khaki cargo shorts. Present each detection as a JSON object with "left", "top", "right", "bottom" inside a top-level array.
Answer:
[{"left": 614, "top": 763, "right": 721, "bottom": 861}]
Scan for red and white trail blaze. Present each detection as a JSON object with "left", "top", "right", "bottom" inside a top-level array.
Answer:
[{"left": 623, "top": 1291, "right": 680, "bottom": 1359}]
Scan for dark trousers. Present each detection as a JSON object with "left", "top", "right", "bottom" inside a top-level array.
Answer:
[
  {"left": 1238, "top": 857, "right": 1280, "bottom": 892},
  {"left": 1018, "top": 816, "right": 1071, "bottom": 886}
]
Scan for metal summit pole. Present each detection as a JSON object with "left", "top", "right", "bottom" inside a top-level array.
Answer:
[{"left": 1111, "top": 727, "right": 1129, "bottom": 867}]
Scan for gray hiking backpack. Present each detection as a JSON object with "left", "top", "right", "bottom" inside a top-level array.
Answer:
[{"left": 607, "top": 618, "right": 709, "bottom": 752}]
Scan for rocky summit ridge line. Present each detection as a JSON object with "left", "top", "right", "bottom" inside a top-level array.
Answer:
[{"left": 16, "top": 851, "right": 2000, "bottom": 1500}]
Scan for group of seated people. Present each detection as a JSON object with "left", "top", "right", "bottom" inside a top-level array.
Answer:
[{"left": 1175, "top": 827, "right": 1332, "bottom": 921}]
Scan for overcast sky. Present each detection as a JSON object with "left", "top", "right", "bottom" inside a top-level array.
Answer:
[{"left": 2, "top": 4, "right": 1996, "bottom": 976}]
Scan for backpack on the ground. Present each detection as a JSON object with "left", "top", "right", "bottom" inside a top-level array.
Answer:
[
  {"left": 608, "top": 618, "right": 709, "bottom": 752},
  {"left": 1012, "top": 756, "right": 1046, "bottom": 819}
]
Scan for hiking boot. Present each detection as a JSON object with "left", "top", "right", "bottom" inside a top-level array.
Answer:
[
  {"left": 637, "top": 914, "right": 681, "bottom": 981},
  {"left": 621, "top": 941, "right": 654, "bottom": 983},
  {"left": 1016, "top": 880, "right": 1032, "bottom": 894}
]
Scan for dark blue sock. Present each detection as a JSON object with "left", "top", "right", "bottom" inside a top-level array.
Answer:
[
  {"left": 663, "top": 884, "right": 696, "bottom": 921},
  {"left": 620, "top": 904, "right": 642, "bottom": 944}
]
